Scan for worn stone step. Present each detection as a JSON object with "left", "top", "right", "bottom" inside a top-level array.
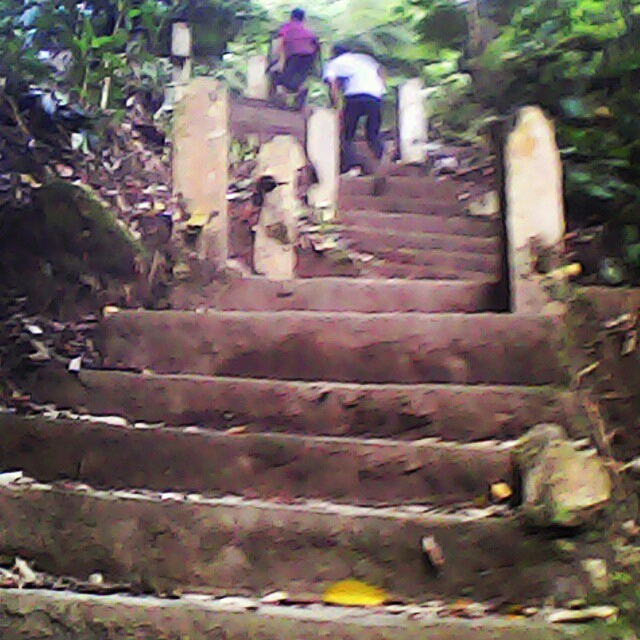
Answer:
[
  {"left": 0, "top": 589, "right": 601, "bottom": 640},
  {"left": 0, "top": 482, "right": 609, "bottom": 603},
  {"left": 358, "top": 264, "right": 499, "bottom": 282},
  {"left": 339, "top": 194, "right": 465, "bottom": 216},
  {"left": 171, "top": 277, "right": 500, "bottom": 313},
  {"left": 0, "top": 415, "right": 511, "bottom": 506},
  {"left": 343, "top": 227, "right": 500, "bottom": 255},
  {"left": 21, "top": 369, "right": 582, "bottom": 441},
  {"left": 230, "top": 98, "right": 306, "bottom": 145},
  {"left": 358, "top": 247, "right": 500, "bottom": 272},
  {"left": 293, "top": 261, "right": 498, "bottom": 282},
  {"left": 99, "top": 311, "right": 564, "bottom": 384},
  {"left": 340, "top": 175, "right": 459, "bottom": 200},
  {"left": 339, "top": 210, "right": 499, "bottom": 238}
]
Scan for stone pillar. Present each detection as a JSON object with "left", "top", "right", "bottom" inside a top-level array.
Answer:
[
  {"left": 171, "top": 22, "right": 192, "bottom": 103},
  {"left": 246, "top": 55, "right": 269, "bottom": 100},
  {"left": 173, "top": 78, "right": 229, "bottom": 266},
  {"left": 398, "top": 79, "right": 429, "bottom": 164},
  {"left": 253, "top": 135, "right": 307, "bottom": 280},
  {"left": 306, "top": 107, "right": 340, "bottom": 214},
  {"left": 505, "top": 106, "right": 565, "bottom": 313}
]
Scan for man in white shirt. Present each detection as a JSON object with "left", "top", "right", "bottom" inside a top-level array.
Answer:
[{"left": 323, "top": 44, "right": 386, "bottom": 173}]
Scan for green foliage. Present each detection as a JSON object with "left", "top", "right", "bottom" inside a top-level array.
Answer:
[
  {"left": 409, "top": 0, "right": 640, "bottom": 225},
  {"left": 0, "top": 0, "right": 267, "bottom": 110}
]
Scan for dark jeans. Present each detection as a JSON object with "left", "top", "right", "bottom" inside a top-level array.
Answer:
[
  {"left": 274, "top": 54, "right": 315, "bottom": 92},
  {"left": 342, "top": 94, "right": 384, "bottom": 173}
]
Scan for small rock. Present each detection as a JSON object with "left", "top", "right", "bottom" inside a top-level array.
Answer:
[
  {"left": 68, "top": 356, "right": 82, "bottom": 373},
  {"left": 14, "top": 557, "right": 37, "bottom": 586},
  {"left": 0, "top": 471, "right": 24, "bottom": 486},
  {"left": 25, "top": 324, "right": 43, "bottom": 336},
  {"left": 622, "top": 520, "right": 640, "bottom": 537},
  {"left": 421, "top": 535, "right": 445, "bottom": 572},
  {"left": 513, "top": 424, "right": 611, "bottom": 528},
  {"left": 581, "top": 558, "right": 609, "bottom": 593},
  {"left": 547, "top": 605, "right": 618, "bottom": 623},
  {"left": 260, "top": 591, "right": 289, "bottom": 605},
  {"left": 88, "top": 572, "right": 104, "bottom": 586}
]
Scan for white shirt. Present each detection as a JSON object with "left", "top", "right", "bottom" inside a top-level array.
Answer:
[{"left": 323, "top": 53, "right": 385, "bottom": 99}]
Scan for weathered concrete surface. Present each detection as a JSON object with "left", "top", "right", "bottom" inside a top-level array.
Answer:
[
  {"left": 0, "top": 485, "right": 609, "bottom": 602},
  {"left": 339, "top": 194, "right": 464, "bottom": 216},
  {"left": 171, "top": 277, "right": 499, "bottom": 313},
  {"left": 21, "top": 369, "right": 582, "bottom": 441},
  {"left": 339, "top": 210, "right": 499, "bottom": 238},
  {"left": 231, "top": 98, "right": 306, "bottom": 145},
  {"left": 398, "top": 78, "right": 429, "bottom": 164},
  {"left": 98, "top": 310, "right": 565, "bottom": 384},
  {"left": 253, "top": 136, "right": 306, "bottom": 280},
  {"left": 506, "top": 107, "right": 565, "bottom": 313},
  {"left": 246, "top": 55, "right": 269, "bottom": 100},
  {"left": 0, "top": 589, "right": 604, "bottom": 640},
  {"left": 0, "top": 415, "right": 510, "bottom": 506},
  {"left": 343, "top": 228, "right": 499, "bottom": 256},
  {"left": 307, "top": 108, "right": 339, "bottom": 209},
  {"left": 173, "top": 78, "right": 228, "bottom": 264}
]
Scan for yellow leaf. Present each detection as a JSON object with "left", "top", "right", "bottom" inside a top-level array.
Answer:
[
  {"left": 187, "top": 208, "right": 211, "bottom": 228},
  {"left": 322, "top": 580, "right": 388, "bottom": 607},
  {"left": 594, "top": 106, "right": 613, "bottom": 119},
  {"left": 491, "top": 482, "right": 513, "bottom": 502},
  {"left": 546, "top": 263, "right": 582, "bottom": 280},
  {"left": 102, "top": 305, "right": 120, "bottom": 318}
]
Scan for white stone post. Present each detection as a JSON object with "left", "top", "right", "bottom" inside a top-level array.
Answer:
[
  {"left": 306, "top": 107, "right": 340, "bottom": 215},
  {"left": 253, "top": 135, "right": 307, "bottom": 280},
  {"left": 505, "top": 106, "right": 565, "bottom": 313},
  {"left": 398, "top": 78, "right": 429, "bottom": 164},
  {"left": 246, "top": 55, "right": 270, "bottom": 100},
  {"left": 171, "top": 22, "right": 192, "bottom": 104},
  {"left": 173, "top": 78, "right": 229, "bottom": 267}
]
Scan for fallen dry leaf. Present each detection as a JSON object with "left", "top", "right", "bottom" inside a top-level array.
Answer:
[
  {"left": 490, "top": 482, "right": 513, "bottom": 502},
  {"left": 322, "top": 579, "right": 388, "bottom": 607}
]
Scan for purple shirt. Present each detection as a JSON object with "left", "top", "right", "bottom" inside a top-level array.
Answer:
[{"left": 278, "top": 21, "right": 318, "bottom": 57}]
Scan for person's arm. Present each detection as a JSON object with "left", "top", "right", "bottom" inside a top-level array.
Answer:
[
  {"left": 328, "top": 78, "right": 342, "bottom": 108},
  {"left": 378, "top": 65, "right": 387, "bottom": 87},
  {"left": 323, "top": 58, "right": 344, "bottom": 107}
]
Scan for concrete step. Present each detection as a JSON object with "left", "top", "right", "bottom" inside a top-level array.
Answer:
[
  {"left": 342, "top": 227, "right": 500, "bottom": 255},
  {"left": 230, "top": 98, "right": 306, "bottom": 145},
  {"left": 357, "top": 264, "right": 498, "bottom": 282},
  {"left": 340, "top": 175, "right": 459, "bottom": 200},
  {"left": 339, "top": 210, "right": 499, "bottom": 238},
  {"left": 339, "top": 194, "right": 466, "bottom": 216},
  {"left": 0, "top": 481, "right": 609, "bottom": 603},
  {"left": 356, "top": 247, "right": 500, "bottom": 272},
  {"left": 294, "top": 262, "right": 498, "bottom": 282},
  {"left": 99, "top": 311, "right": 565, "bottom": 384},
  {"left": 0, "top": 589, "right": 600, "bottom": 640},
  {"left": 0, "top": 415, "right": 511, "bottom": 506},
  {"left": 171, "top": 277, "right": 500, "bottom": 313},
  {"left": 21, "top": 369, "right": 582, "bottom": 441}
]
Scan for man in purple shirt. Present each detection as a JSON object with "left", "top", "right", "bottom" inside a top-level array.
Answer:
[{"left": 271, "top": 8, "right": 319, "bottom": 103}]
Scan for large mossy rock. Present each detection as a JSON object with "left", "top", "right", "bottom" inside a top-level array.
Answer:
[
  {"left": 0, "top": 180, "right": 145, "bottom": 315},
  {"left": 514, "top": 424, "right": 612, "bottom": 528}
]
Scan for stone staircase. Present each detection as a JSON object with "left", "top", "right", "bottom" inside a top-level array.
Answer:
[{"left": 0, "top": 157, "right": 615, "bottom": 638}]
